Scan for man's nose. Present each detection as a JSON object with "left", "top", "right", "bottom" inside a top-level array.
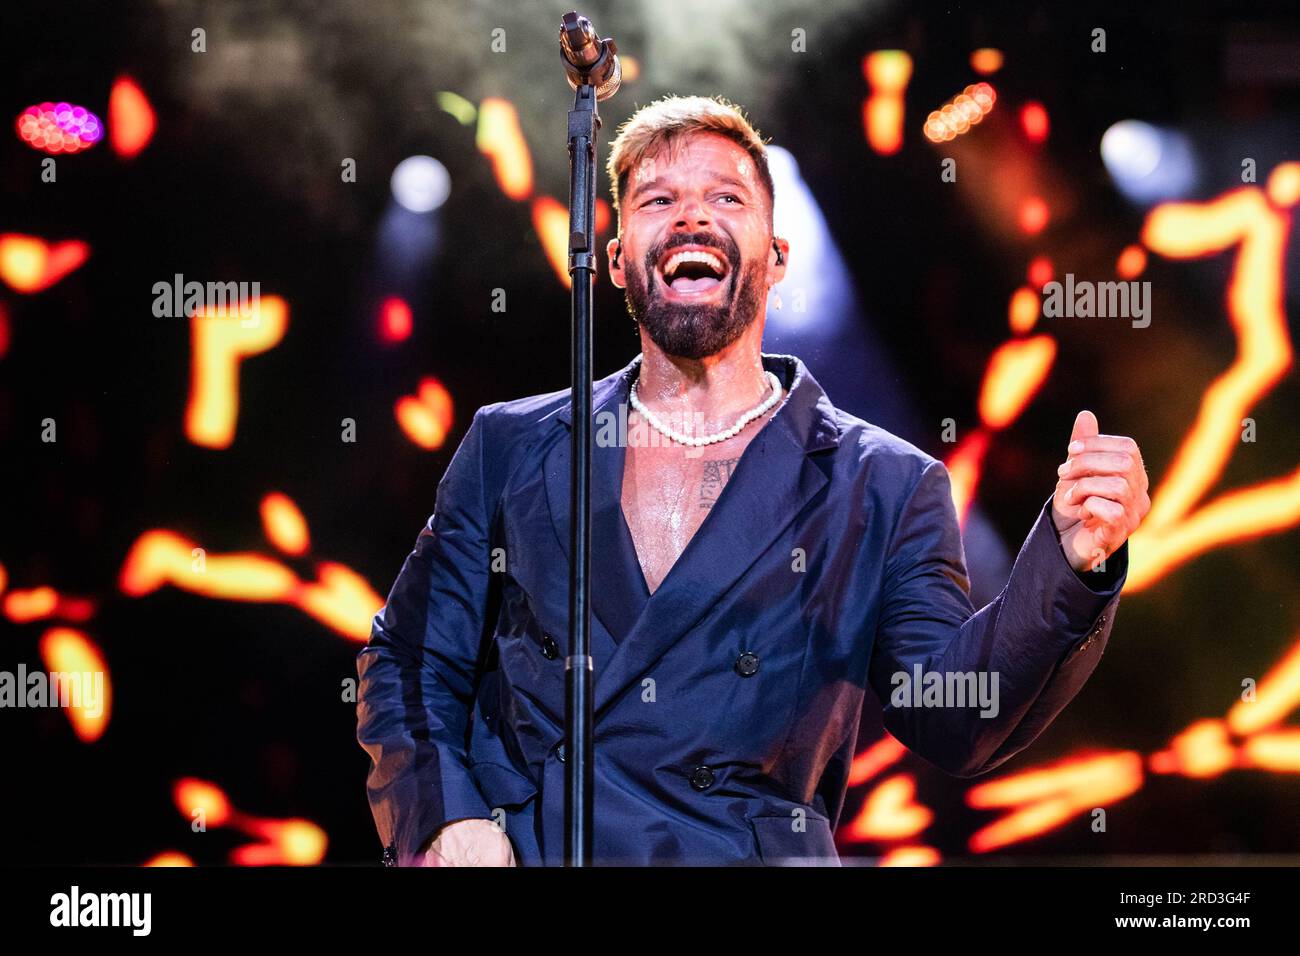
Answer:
[{"left": 673, "top": 194, "right": 712, "bottom": 229}]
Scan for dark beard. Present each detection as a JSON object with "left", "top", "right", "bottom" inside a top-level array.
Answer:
[{"left": 624, "top": 244, "right": 767, "bottom": 361}]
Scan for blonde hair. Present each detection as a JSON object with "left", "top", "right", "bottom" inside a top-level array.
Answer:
[{"left": 605, "top": 94, "right": 774, "bottom": 233}]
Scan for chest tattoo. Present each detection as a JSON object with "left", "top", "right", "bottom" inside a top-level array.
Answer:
[{"left": 698, "top": 457, "right": 741, "bottom": 510}]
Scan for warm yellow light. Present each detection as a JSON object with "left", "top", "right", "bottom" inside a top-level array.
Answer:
[
  {"left": 970, "top": 48, "right": 1004, "bottom": 75},
  {"left": 844, "top": 774, "right": 932, "bottom": 841},
  {"left": 476, "top": 98, "right": 533, "bottom": 201},
  {"left": 39, "top": 627, "right": 111, "bottom": 743},
  {"left": 1126, "top": 184, "right": 1296, "bottom": 590},
  {"left": 977, "top": 335, "right": 1057, "bottom": 430},
  {"left": 261, "top": 492, "right": 310, "bottom": 556},
  {"left": 187, "top": 296, "right": 289, "bottom": 449}
]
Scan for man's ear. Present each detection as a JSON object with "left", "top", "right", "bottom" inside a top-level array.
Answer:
[
  {"left": 606, "top": 236, "right": 626, "bottom": 289},
  {"left": 769, "top": 236, "right": 789, "bottom": 284}
]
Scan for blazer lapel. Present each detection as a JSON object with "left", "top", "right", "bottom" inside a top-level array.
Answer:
[
  {"left": 591, "top": 353, "right": 840, "bottom": 717},
  {"left": 541, "top": 352, "right": 841, "bottom": 720},
  {"left": 542, "top": 359, "right": 647, "bottom": 659}
]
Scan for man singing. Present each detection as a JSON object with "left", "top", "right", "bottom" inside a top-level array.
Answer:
[{"left": 356, "top": 94, "right": 1151, "bottom": 866}]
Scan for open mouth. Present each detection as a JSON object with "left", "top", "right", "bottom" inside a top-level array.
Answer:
[{"left": 656, "top": 246, "right": 731, "bottom": 298}]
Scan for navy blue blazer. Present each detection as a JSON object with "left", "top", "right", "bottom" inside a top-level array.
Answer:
[{"left": 356, "top": 352, "right": 1126, "bottom": 866}]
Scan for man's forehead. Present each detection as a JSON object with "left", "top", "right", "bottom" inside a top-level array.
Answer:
[{"left": 629, "top": 135, "right": 755, "bottom": 191}]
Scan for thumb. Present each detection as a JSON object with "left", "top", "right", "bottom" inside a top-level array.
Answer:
[{"left": 1069, "top": 409, "right": 1099, "bottom": 449}]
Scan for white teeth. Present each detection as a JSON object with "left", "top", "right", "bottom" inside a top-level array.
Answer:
[{"left": 662, "top": 250, "right": 725, "bottom": 280}]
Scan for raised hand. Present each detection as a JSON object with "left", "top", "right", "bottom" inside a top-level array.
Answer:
[{"left": 1051, "top": 410, "right": 1151, "bottom": 574}]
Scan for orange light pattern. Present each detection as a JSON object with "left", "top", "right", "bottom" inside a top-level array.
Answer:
[
  {"left": 1017, "top": 195, "right": 1050, "bottom": 235},
  {"left": 965, "top": 752, "right": 1144, "bottom": 853},
  {"left": 1027, "top": 256, "right": 1053, "bottom": 290},
  {"left": 3, "top": 586, "right": 96, "bottom": 623},
  {"left": 119, "top": 495, "right": 384, "bottom": 642},
  {"left": 38, "top": 627, "right": 112, "bottom": 743},
  {"left": 969, "top": 48, "right": 1004, "bottom": 75},
  {"left": 1116, "top": 244, "right": 1147, "bottom": 279},
  {"left": 260, "top": 492, "right": 310, "bottom": 556},
  {"left": 1149, "top": 630, "right": 1300, "bottom": 778},
  {"left": 230, "top": 818, "right": 329, "bottom": 866},
  {"left": 1268, "top": 161, "right": 1300, "bottom": 206},
  {"left": 924, "top": 83, "right": 996, "bottom": 143},
  {"left": 171, "top": 777, "right": 327, "bottom": 865},
  {"left": 186, "top": 295, "right": 289, "bottom": 449},
  {"left": 844, "top": 773, "right": 933, "bottom": 841},
  {"left": 945, "top": 430, "right": 992, "bottom": 527},
  {"left": 118, "top": 532, "right": 375, "bottom": 639},
  {"left": 143, "top": 852, "right": 194, "bottom": 867},
  {"left": 108, "top": 76, "right": 155, "bottom": 158},
  {"left": 531, "top": 194, "right": 572, "bottom": 288},
  {"left": 120, "top": 530, "right": 299, "bottom": 602},
  {"left": 1241, "top": 730, "right": 1300, "bottom": 771},
  {"left": 469, "top": 98, "right": 612, "bottom": 288},
  {"left": 847, "top": 733, "right": 907, "bottom": 786},
  {"left": 1019, "top": 102, "right": 1049, "bottom": 144},
  {"left": 862, "top": 51, "right": 913, "bottom": 155},
  {"left": 296, "top": 562, "right": 386, "bottom": 640},
  {"left": 950, "top": 626, "right": 1300, "bottom": 857},
  {"left": 879, "top": 845, "right": 941, "bottom": 867},
  {"left": 977, "top": 335, "right": 1056, "bottom": 430},
  {"left": 1148, "top": 719, "right": 1236, "bottom": 777},
  {"left": 1226, "top": 638, "right": 1300, "bottom": 736},
  {"left": 394, "top": 376, "right": 454, "bottom": 450},
  {"left": 853, "top": 616, "right": 1300, "bottom": 858},
  {"left": 1008, "top": 284, "right": 1041, "bottom": 332},
  {"left": 476, "top": 97, "right": 533, "bottom": 201},
  {"left": 943, "top": 165, "right": 1300, "bottom": 576},
  {"left": 0, "top": 234, "right": 89, "bottom": 293},
  {"left": 1131, "top": 469, "right": 1300, "bottom": 592},
  {"left": 1126, "top": 170, "right": 1298, "bottom": 590},
  {"left": 173, "top": 778, "right": 234, "bottom": 827}
]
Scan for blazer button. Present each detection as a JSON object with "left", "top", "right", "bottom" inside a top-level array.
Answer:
[
  {"left": 556, "top": 742, "right": 566, "bottom": 763},
  {"left": 689, "top": 766, "right": 715, "bottom": 791},
  {"left": 541, "top": 634, "right": 559, "bottom": 660},
  {"left": 734, "top": 651, "right": 760, "bottom": 677}
]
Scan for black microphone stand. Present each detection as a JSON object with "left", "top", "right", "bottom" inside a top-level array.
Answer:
[{"left": 559, "top": 12, "right": 619, "bottom": 867}]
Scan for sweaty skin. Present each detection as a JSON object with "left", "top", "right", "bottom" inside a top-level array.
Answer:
[
  {"left": 621, "top": 413, "right": 782, "bottom": 594},
  {"left": 610, "top": 132, "right": 791, "bottom": 591}
]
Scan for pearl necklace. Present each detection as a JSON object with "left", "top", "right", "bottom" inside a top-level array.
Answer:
[{"left": 629, "top": 369, "right": 783, "bottom": 447}]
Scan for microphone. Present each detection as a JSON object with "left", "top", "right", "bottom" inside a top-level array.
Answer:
[{"left": 559, "top": 11, "right": 621, "bottom": 101}]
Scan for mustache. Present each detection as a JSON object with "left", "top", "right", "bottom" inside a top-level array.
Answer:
[{"left": 645, "top": 232, "right": 739, "bottom": 271}]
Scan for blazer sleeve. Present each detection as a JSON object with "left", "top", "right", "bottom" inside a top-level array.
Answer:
[
  {"left": 867, "top": 457, "right": 1126, "bottom": 778},
  {"left": 355, "top": 406, "right": 497, "bottom": 865}
]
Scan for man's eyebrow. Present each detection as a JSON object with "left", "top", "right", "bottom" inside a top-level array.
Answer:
[{"left": 628, "top": 173, "right": 754, "bottom": 201}]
